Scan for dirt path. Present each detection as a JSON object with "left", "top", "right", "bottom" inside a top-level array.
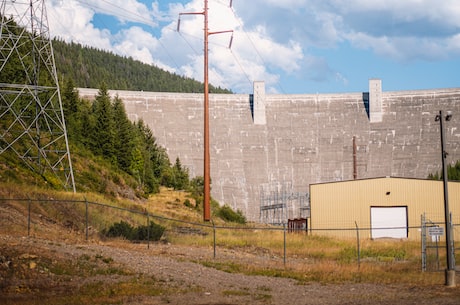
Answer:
[{"left": 1, "top": 234, "right": 460, "bottom": 305}]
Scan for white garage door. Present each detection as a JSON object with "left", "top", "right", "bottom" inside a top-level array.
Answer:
[{"left": 370, "top": 206, "right": 408, "bottom": 239}]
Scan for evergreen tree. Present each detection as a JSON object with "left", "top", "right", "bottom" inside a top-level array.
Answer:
[
  {"left": 136, "top": 119, "right": 170, "bottom": 180},
  {"left": 428, "top": 160, "right": 460, "bottom": 181},
  {"left": 0, "top": 18, "right": 28, "bottom": 84},
  {"left": 52, "top": 38, "right": 233, "bottom": 93},
  {"left": 62, "top": 78, "right": 79, "bottom": 117},
  {"left": 134, "top": 119, "right": 165, "bottom": 193},
  {"left": 172, "top": 157, "right": 189, "bottom": 190},
  {"left": 112, "top": 95, "right": 134, "bottom": 171},
  {"left": 447, "top": 160, "right": 460, "bottom": 181},
  {"left": 77, "top": 98, "right": 95, "bottom": 148},
  {"left": 91, "top": 83, "right": 116, "bottom": 162},
  {"left": 61, "top": 78, "right": 79, "bottom": 144},
  {"left": 1, "top": 16, "right": 199, "bottom": 198}
]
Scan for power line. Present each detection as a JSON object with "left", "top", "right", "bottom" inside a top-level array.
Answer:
[
  {"left": 50, "top": 1, "right": 183, "bottom": 75},
  {"left": 76, "top": 0, "right": 157, "bottom": 27},
  {"left": 228, "top": 5, "right": 286, "bottom": 94},
  {"left": 49, "top": 1, "right": 284, "bottom": 94}
]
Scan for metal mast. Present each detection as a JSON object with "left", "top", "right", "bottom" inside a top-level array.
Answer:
[
  {"left": 178, "top": 0, "right": 233, "bottom": 221},
  {"left": 0, "top": 0, "right": 75, "bottom": 191}
]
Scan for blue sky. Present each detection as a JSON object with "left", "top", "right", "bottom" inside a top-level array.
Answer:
[{"left": 43, "top": 0, "right": 460, "bottom": 94}]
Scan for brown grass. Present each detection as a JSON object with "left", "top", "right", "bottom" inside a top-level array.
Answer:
[{"left": 0, "top": 183, "right": 452, "bottom": 288}]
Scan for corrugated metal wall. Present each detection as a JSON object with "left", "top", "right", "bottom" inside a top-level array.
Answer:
[{"left": 310, "top": 177, "right": 460, "bottom": 240}]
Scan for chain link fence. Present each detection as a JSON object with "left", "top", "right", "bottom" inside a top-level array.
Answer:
[{"left": 1, "top": 197, "right": 459, "bottom": 272}]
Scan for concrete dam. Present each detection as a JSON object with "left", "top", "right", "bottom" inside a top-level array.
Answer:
[{"left": 79, "top": 80, "right": 460, "bottom": 222}]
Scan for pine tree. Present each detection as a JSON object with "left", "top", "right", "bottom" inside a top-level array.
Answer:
[
  {"left": 62, "top": 78, "right": 79, "bottom": 117},
  {"left": 112, "top": 95, "right": 134, "bottom": 171},
  {"left": 91, "top": 83, "right": 116, "bottom": 162},
  {"left": 172, "top": 157, "right": 189, "bottom": 190}
]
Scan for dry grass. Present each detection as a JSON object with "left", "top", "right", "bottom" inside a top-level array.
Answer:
[{"left": 0, "top": 183, "right": 452, "bottom": 288}]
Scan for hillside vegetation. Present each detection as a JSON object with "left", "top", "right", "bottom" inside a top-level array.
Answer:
[
  {"left": 1, "top": 17, "right": 245, "bottom": 224},
  {"left": 0, "top": 78, "right": 246, "bottom": 222},
  {"left": 52, "top": 39, "right": 232, "bottom": 94},
  {"left": 2, "top": 18, "right": 460, "bottom": 305}
]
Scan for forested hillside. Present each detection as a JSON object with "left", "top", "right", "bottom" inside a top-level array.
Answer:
[
  {"left": 61, "top": 79, "right": 197, "bottom": 196},
  {"left": 0, "top": 18, "right": 193, "bottom": 198},
  {"left": 52, "top": 39, "right": 232, "bottom": 93}
]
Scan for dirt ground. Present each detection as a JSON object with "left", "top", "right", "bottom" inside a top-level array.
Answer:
[{"left": 1, "top": 233, "right": 460, "bottom": 305}]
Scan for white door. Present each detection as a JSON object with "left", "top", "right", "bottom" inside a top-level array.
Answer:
[{"left": 370, "top": 206, "right": 408, "bottom": 239}]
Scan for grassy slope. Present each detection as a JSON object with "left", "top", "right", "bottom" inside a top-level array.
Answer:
[
  {"left": 0, "top": 177, "right": 445, "bottom": 284},
  {"left": 0, "top": 150, "right": 451, "bottom": 297}
]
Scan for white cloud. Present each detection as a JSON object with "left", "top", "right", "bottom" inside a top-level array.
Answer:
[
  {"left": 77, "top": 0, "right": 158, "bottom": 26},
  {"left": 47, "top": 0, "right": 112, "bottom": 49},
  {"left": 34, "top": 0, "right": 460, "bottom": 93},
  {"left": 114, "top": 26, "right": 159, "bottom": 64}
]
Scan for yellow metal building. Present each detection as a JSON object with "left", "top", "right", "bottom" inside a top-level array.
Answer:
[{"left": 309, "top": 177, "right": 460, "bottom": 240}]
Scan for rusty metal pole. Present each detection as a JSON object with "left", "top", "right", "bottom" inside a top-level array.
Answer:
[
  {"left": 203, "top": 0, "right": 211, "bottom": 222},
  {"left": 177, "top": 1, "right": 232, "bottom": 222}
]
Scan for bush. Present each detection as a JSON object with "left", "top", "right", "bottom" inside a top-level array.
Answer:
[
  {"left": 183, "top": 199, "right": 193, "bottom": 208},
  {"left": 105, "top": 220, "right": 134, "bottom": 239},
  {"left": 216, "top": 204, "right": 246, "bottom": 224},
  {"left": 134, "top": 221, "right": 166, "bottom": 241},
  {"left": 104, "top": 220, "right": 165, "bottom": 241}
]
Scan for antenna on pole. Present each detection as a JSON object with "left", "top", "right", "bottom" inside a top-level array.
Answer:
[
  {"left": 178, "top": 0, "right": 233, "bottom": 222},
  {"left": 0, "top": 0, "right": 75, "bottom": 192}
]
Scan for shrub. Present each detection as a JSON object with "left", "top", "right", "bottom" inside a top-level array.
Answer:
[
  {"left": 216, "top": 204, "right": 246, "bottom": 224},
  {"left": 104, "top": 220, "right": 165, "bottom": 241},
  {"left": 183, "top": 199, "right": 193, "bottom": 208},
  {"left": 134, "top": 221, "right": 166, "bottom": 241},
  {"left": 105, "top": 220, "right": 134, "bottom": 240}
]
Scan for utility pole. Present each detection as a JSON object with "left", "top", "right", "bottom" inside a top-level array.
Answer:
[{"left": 178, "top": 1, "right": 233, "bottom": 221}]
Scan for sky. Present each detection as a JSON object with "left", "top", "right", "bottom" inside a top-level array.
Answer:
[{"left": 39, "top": 0, "right": 460, "bottom": 94}]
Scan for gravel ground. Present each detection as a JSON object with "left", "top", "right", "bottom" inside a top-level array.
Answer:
[{"left": 1, "top": 234, "right": 460, "bottom": 305}]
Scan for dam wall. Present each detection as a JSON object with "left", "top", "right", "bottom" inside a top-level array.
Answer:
[{"left": 79, "top": 81, "right": 460, "bottom": 221}]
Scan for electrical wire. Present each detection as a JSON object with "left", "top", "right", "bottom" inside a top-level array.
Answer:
[
  {"left": 51, "top": 0, "right": 183, "bottom": 74},
  {"left": 76, "top": 0, "right": 156, "bottom": 27},
  {"left": 228, "top": 4, "right": 285, "bottom": 94},
  {"left": 229, "top": 48, "right": 253, "bottom": 89},
  {"left": 47, "top": 0, "right": 284, "bottom": 94}
]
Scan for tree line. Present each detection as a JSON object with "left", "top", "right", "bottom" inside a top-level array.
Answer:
[
  {"left": 63, "top": 80, "right": 247, "bottom": 223},
  {"left": 428, "top": 160, "right": 460, "bottom": 181},
  {"left": 52, "top": 39, "right": 232, "bottom": 94},
  {"left": 62, "top": 79, "right": 192, "bottom": 195},
  {"left": 1, "top": 16, "right": 246, "bottom": 222}
]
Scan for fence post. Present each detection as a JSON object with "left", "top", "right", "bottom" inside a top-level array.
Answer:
[
  {"left": 212, "top": 220, "right": 216, "bottom": 259},
  {"left": 147, "top": 211, "right": 150, "bottom": 250},
  {"left": 449, "top": 212, "right": 455, "bottom": 268},
  {"left": 421, "top": 213, "right": 428, "bottom": 271},
  {"left": 27, "top": 198, "right": 31, "bottom": 237},
  {"left": 85, "top": 198, "right": 89, "bottom": 241},
  {"left": 355, "top": 221, "right": 360, "bottom": 270},
  {"left": 283, "top": 223, "right": 286, "bottom": 266}
]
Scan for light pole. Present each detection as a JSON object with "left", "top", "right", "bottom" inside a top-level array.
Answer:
[{"left": 435, "top": 110, "right": 455, "bottom": 287}]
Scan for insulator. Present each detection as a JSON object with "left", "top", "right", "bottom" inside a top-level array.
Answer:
[{"left": 229, "top": 34, "right": 233, "bottom": 49}]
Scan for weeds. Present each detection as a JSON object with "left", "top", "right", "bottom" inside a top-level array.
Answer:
[
  {"left": 103, "top": 220, "right": 165, "bottom": 241},
  {"left": 0, "top": 184, "right": 450, "bottom": 290}
]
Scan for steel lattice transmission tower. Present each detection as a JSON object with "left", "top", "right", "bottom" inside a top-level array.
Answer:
[{"left": 0, "top": 0, "right": 75, "bottom": 191}]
